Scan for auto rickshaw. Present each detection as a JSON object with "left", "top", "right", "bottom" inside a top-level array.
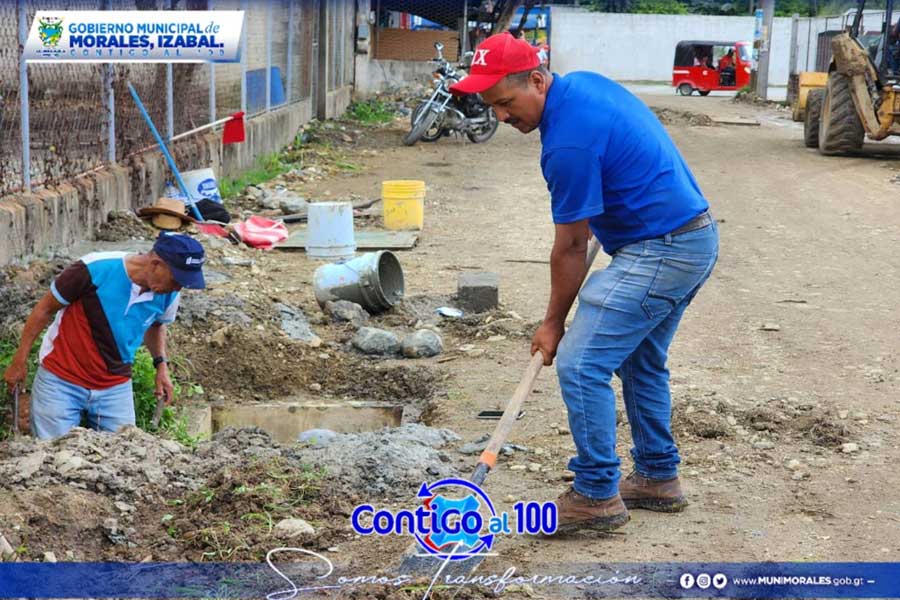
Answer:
[{"left": 672, "top": 40, "right": 752, "bottom": 96}]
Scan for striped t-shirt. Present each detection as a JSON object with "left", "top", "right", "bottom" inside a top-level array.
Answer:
[{"left": 40, "top": 251, "right": 180, "bottom": 389}]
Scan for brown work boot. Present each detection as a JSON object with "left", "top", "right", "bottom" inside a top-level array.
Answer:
[
  {"left": 549, "top": 487, "right": 630, "bottom": 535},
  {"left": 619, "top": 471, "right": 688, "bottom": 512}
]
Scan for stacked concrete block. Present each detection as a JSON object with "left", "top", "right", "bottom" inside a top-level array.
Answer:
[{"left": 457, "top": 272, "right": 500, "bottom": 313}]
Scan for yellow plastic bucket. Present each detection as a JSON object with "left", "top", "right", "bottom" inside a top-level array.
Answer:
[{"left": 382, "top": 180, "right": 425, "bottom": 230}]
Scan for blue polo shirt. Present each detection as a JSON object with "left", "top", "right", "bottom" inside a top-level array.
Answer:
[{"left": 539, "top": 72, "right": 709, "bottom": 254}]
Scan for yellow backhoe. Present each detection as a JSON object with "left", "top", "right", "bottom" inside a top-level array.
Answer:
[{"left": 803, "top": 0, "right": 900, "bottom": 154}]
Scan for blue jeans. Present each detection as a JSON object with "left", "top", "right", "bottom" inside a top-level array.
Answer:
[
  {"left": 30, "top": 366, "right": 135, "bottom": 440},
  {"left": 556, "top": 221, "right": 719, "bottom": 500}
]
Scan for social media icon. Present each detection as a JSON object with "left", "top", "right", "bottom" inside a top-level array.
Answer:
[
  {"left": 697, "top": 573, "right": 712, "bottom": 589},
  {"left": 713, "top": 573, "right": 728, "bottom": 589},
  {"left": 680, "top": 573, "right": 695, "bottom": 589}
]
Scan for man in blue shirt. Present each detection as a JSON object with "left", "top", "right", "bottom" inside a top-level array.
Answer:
[{"left": 451, "top": 33, "right": 718, "bottom": 534}]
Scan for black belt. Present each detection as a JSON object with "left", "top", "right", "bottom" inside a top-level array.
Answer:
[{"left": 669, "top": 211, "right": 713, "bottom": 236}]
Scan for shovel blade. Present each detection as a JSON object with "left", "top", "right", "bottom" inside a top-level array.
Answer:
[{"left": 396, "top": 543, "right": 488, "bottom": 581}]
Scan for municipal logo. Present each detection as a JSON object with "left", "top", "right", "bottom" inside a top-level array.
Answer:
[{"left": 38, "top": 17, "right": 63, "bottom": 48}]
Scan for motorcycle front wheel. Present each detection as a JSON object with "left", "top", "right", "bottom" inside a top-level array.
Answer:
[
  {"left": 410, "top": 103, "right": 444, "bottom": 143},
  {"left": 403, "top": 105, "right": 441, "bottom": 146},
  {"left": 466, "top": 108, "right": 499, "bottom": 143}
]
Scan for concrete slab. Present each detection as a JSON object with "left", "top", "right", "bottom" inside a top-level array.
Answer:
[{"left": 208, "top": 401, "right": 403, "bottom": 444}]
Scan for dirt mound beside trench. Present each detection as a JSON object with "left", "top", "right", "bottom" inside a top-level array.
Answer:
[{"left": 0, "top": 424, "right": 463, "bottom": 562}]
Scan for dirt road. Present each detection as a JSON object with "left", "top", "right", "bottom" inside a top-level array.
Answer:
[{"left": 297, "top": 94, "right": 900, "bottom": 571}]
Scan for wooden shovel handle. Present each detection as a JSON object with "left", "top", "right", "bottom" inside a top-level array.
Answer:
[
  {"left": 476, "top": 236, "right": 601, "bottom": 473},
  {"left": 478, "top": 351, "right": 544, "bottom": 470}
]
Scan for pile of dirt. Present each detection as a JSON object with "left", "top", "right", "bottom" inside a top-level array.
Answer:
[
  {"left": 0, "top": 424, "right": 462, "bottom": 562},
  {"left": 0, "top": 426, "right": 265, "bottom": 502},
  {"left": 95, "top": 211, "right": 155, "bottom": 242},
  {"left": 732, "top": 91, "right": 790, "bottom": 111},
  {"left": 793, "top": 415, "right": 851, "bottom": 448},
  {"left": 652, "top": 107, "right": 716, "bottom": 127},
  {"left": 164, "top": 457, "right": 352, "bottom": 560},
  {"left": 176, "top": 291, "right": 255, "bottom": 328},
  {"left": 443, "top": 310, "right": 539, "bottom": 341},
  {"left": 289, "top": 424, "right": 461, "bottom": 500},
  {"left": 0, "top": 261, "right": 65, "bottom": 338},
  {"left": 673, "top": 403, "right": 732, "bottom": 440},
  {"left": 171, "top": 326, "right": 438, "bottom": 406}
]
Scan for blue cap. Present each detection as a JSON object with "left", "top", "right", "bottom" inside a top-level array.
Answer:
[{"left": 152, "top": 232, "right": 206, "bottom": 290}]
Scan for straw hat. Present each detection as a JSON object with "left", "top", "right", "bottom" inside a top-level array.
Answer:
[{"left": 137, "top": 198, "right": 195, "bottom": 230}]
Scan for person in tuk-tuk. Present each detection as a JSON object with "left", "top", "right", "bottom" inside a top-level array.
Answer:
[{"left": 718, "top": 49, "right": 736, "bottom": 85}]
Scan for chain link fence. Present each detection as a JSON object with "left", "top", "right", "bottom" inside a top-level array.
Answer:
[{"left": 1, "top": 0, "right": 356, "bottom": 196}]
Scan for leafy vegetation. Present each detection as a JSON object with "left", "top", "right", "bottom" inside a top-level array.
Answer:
[
  {"left": 218, "top": 153, "right": 289, "bottom": 200},
  {"left": 132, "top": 348, "right": 205, "bottom": 448},
  {"left": 345, "top": 98, "right": 395, "bottom": 124},
  {"left": 0, "top": 338, "right": 40, "bottom": 439}
]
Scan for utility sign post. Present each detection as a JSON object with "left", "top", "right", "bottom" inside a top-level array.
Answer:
[{"left": 754, "top": 0, "right": 775, "bottom": 99}]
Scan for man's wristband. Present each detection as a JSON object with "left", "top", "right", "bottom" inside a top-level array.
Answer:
[{"left": 152, "top": 356, "right": 168, "bottom": 369}]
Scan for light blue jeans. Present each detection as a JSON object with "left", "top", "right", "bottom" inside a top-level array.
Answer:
[
  {"left": 556, "top": 221, "right": 718, "bottom": 500},
  {"left": 30, "top": 366, "right": 135, "bottom": 440}
]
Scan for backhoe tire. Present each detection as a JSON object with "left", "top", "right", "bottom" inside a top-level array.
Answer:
[
  {"left": 817, "top": 73, "right": 865, "bottom": 155},
  {"left": 803, "top": 88, "right": 824, "bottom": 148}
]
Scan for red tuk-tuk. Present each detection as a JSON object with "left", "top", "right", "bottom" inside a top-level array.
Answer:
[{"left": 672, "top": 40, "right": 752, "bottom": 96}]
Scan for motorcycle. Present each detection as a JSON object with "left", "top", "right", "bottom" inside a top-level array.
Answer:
[{"left": 403, "top": 42, "right": 499, "bottom": 146}]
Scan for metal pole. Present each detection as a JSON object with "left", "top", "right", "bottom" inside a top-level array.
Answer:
[
  {"left": 286, "top": 0, "right": 294, "bottom": 104},
  {"left": 265, "top": 0, "right": 272, "bottom": 112},
  {"left": 755, "top": 0, "right": 775, "bottom": 99},
  {"left": 806, "top": 14, "right": 812, "bottom": 70},
  {"left": 462, "top": 0, "right": 468, "bottom": 53},
  {"left": 241, "top": 0, "right": 248, "bottom": 114},
  {"left": 101, "top": 0, "right": 115, "bottom": 163},
  {"left": 341, "top": 0, "right": 347, "bottom": 87},
  {"left": 789, "top": 14, "right": 800, "bottom": 76},
  {"left": 316, "top": 0, "right": 328, "bottom": 119},
  {"left": 17, "top": 0, "right": 30, "bottom": 191},
  {"left": 209, "top": 0, "right": 216, "bottom": 122},
  {"left": 166, "top": 0, "right": 174, "bottom": 140},
  {"left": 105, "top": 67, "right": 116, "bottom": 162}
]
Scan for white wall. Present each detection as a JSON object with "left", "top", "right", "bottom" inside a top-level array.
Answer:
[{"left": 550, "top": 7, "right": 797, "bottom": 85}]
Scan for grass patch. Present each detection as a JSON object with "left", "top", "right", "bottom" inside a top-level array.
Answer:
[
  {"left": 345, "top": 98, "right": 395, "bottom": 124},
  {"left": 218, "top": 153, "right": 290, "bottom": 200}
]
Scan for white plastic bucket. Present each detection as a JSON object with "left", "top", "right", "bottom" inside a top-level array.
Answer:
[
  {"left": 181, "top": 168, "right": 223, "bottom": 204},
  {"left": 313, "top": 251, "right": 404, "bottom": 313},
  {"left": 305, "top": 202, "right": 356, "bottom": 260}
]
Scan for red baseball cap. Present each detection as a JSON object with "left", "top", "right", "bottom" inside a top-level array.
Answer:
[{"left": 449, "top": 32, "right": 541, "bottom": 95}]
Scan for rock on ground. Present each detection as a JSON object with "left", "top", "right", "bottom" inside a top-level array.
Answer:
[
  {"left": 351, "top": 327, "right": 400, "bottom": 355},
  {"left": 274, "top": 518, "right": 315, "bottom": 539},
  {"left": 324, "top": 300, "right": 370, "bottom": 328},
  {"left": 274, "top": 302, "right": 319, "bottom": 344},
  {"left": 401, "top": 330, "right": 444, "bottom": 358},
  {"left": 288, "top": 424, "right": 461, "bottom": 499}
]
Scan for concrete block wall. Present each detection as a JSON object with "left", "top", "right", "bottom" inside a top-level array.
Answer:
[
  {"left": 550, "top": 7, "right": 795, "bottom": 86},
  {"left": 355, "top": 57, "right": 436, "bottom": 95},
  {"left": 0, "top": 98, "right": 325, "bottom": 266}
]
